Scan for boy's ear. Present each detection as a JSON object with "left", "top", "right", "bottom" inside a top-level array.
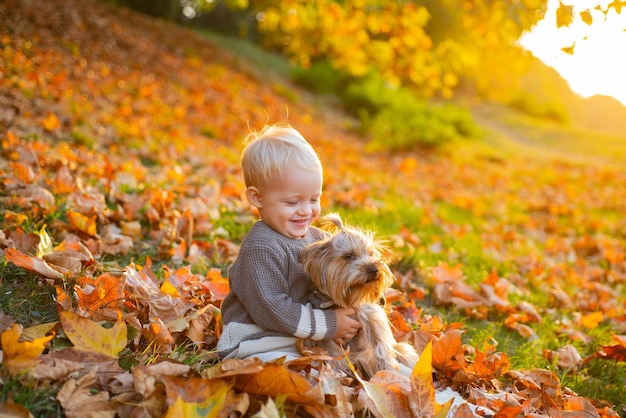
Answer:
[{"left": 246, "top": 186, "right": 262, "bottom": 208}]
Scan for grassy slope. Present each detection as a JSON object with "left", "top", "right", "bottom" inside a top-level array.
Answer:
[{"left": 2, "top": 0, "right": 626, "bottom": 414}]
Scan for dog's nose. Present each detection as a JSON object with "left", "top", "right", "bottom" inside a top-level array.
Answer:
[{"left": 367, "top": 266, "right": 379, "bottom": 280}]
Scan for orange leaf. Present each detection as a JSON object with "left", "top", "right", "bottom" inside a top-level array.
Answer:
[
  {"left": 1, "top": 323, "right": 54, "bottom": 375},
  {"left": 468, "top": 348, "right": 510, "bottom": 381},
  {"left": 432, "top": 328, "right": 465, "bottom": 374},
  {"left": 41, "top": 113, "right": 60, "bottom": 131},
  {"left": 234, "top": 363, "right": 323, "bottom": 405},
  {"left": 75, "top": 273, "right": 125, "bottom": 315},
  {"left": 66, "top": 210, "right": 97, "bottom": 236},
  {"left": 4, "top": 247, "right": 65, "bottom": 280},
  {"left": 204, "top": 268, "right": 230, "bottom": 301},
  {"left": 580, "top": 311, "right": 604, "bottom": 329},
  {"left": 141, "top": 318, "right": 175, "bottom": 352},
  {"left": 431, "top": 262, "right": 464, "bottom": 283}
]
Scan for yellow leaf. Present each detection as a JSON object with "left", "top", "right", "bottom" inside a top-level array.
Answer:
[
  {"left": 1, "top": 323, "right": 54, "bottom": 375},
  {"left": 163, "top": 386, "right": 229, "bottom": 418},
  {"left": 409, "top": 342, "right": 453, "bottom": 417},
  {"left": 410, "top": 340, "right": 436, "bottom": 416},
  {"left": 59, "top": 310, "right": 127, "bottom": 358},
  {"left": 555, "top": 1, "right": 574, "bottom": 28},
  {"left": 160, "top": 280, "right": 180, "bottom": 298},
  {"left": 35, "top": 224, "right": 54, "bottom": 257}
]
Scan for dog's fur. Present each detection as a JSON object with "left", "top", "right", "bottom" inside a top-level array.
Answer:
[{"left": 299, "top": 213, "right": 419, "bottom": 379}]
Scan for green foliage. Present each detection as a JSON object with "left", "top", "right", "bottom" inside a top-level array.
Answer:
[
  {"left": 291, "top": 60, "right": 349, "bottom": 95},
  {"left": 508, "top": 92, "right": 569, "bottom": 124},
  {"left": 292, "top": 65, "right": 480, "bottom": 150}
]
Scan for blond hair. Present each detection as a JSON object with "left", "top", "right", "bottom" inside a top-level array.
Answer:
[{"left": 241, "top": 124, "right": 322, "bottom": 189}]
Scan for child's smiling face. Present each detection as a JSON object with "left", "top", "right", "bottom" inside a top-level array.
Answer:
[{"left": 247, "top": 165, "right": 323, "bottom": 239}]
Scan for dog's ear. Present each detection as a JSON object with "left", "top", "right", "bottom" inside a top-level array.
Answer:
[{"left": 320, "top": 213, "right": 344, "bottom": 233}]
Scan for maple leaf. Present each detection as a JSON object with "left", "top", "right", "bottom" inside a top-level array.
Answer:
[
  {"left": 465, "top": 347, "right": 510, "bottom": 384},
  {"left": 74, "top": 273, "right": 125, "bottom": 319},
  {"left": 234, "top": 363, "right": 324, "bottom": 405},
  {"left": 43, "top": 242, "right": 94, "bottom": 277},
  {"left": 59, "top": 310, "right": 127, "bottom": 358},
  {"left": 1, "top": 323, "right": 54, "bottom": 375}
]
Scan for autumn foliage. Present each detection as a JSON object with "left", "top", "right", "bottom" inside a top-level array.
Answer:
[{"left": 1, "top": 0, "right": 626, "bottom": 417}]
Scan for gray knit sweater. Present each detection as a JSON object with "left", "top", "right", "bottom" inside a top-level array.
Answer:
[{"left": 216, "top": 220, "right": 336, "bottom": 357}]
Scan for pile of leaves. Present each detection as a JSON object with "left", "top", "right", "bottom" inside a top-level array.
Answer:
[{"left": 1, "top": 0, "right": 626, "bottom": 416}]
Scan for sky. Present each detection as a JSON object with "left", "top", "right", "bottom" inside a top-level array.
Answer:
[{"left": 518, "top": 0, "right": 626, "bottom": 106}]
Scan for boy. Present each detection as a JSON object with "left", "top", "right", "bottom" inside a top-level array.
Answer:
[{"left": 216, "top": 123, "right": 361, "bottom": 362}]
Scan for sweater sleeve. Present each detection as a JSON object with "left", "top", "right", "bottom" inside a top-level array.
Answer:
[{"left": 229, "top": 242, "right": 336, "bottom": 341}]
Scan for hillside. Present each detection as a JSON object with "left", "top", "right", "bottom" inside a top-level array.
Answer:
[{"left": 2, "top": 0, "right": 626, "bottom": 417}]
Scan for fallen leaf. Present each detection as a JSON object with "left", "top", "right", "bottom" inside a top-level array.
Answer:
[
  {"left": 0, "top": 401, "right": 33, "bottom": 417},
  {"left": 1, "top": 323, "right": 54, "bottom": 375},
  {"left": 543, "top": 344, "right": 582, "bottom": 370},
  {"left": 4, "top": 247, "right": 65, "bottom": 280},
  {"left": 59, "top": 310, "right": 127, "bottom": 358},
  {"left": 234, "top": 363, "right": 324, "bottom": 405},
  {"left": 56, "top": 370, "right": 117, "bottom": 418},
  {"left": 432, "top": 328, "right": 465, "bottom": 375},
  {"left": 410, "top": 340, "right": 436, "bottom": 417}
]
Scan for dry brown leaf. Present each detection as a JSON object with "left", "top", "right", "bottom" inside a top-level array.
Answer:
[
  {"left": 56, "top": 370, "right": 117, "bottom": 418},
  {"left": 543, "top": 344, "right": 582, "bottom": 370}
]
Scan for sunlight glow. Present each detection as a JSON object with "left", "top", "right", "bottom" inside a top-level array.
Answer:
[{"left": 519, "top": 0, "right": 626, "bottom": 106}]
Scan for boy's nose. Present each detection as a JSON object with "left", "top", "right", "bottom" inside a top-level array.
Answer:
[{"left": 297, "top": 204, "right": 312, "bottom": 215}]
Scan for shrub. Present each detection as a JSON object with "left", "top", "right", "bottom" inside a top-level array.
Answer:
[
  {"left": 291, "top": 64, "right": 479, "bottom": 150},
  {"left": 508, "top": 93, "right": 569, "bottom": 124},
  {"left": 290, "top": 60, "right": 349, "bottom": 95},
  {"left": 368, "top": 101, "right": 458, "bottom": 151}
]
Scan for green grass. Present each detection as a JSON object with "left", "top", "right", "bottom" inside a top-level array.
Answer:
[
  {"left": 0, "top": 263, "right": 59, "bottom": 327},
  {"left": 0, "top": 374, "right": 61, "bottom": 418}
]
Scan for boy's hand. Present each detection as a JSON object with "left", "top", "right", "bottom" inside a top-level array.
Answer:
[{"left": 333, "top": 307, "right": 361, "bottom": 345}]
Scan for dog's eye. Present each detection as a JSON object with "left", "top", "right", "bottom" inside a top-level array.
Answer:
[{"left": 344, "top": 253, "right": 356, "bottom": 261}]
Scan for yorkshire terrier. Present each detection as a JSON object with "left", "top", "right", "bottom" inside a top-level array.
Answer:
[{"left": 299, "top": 213, "right": 419, "bottom": 379}]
